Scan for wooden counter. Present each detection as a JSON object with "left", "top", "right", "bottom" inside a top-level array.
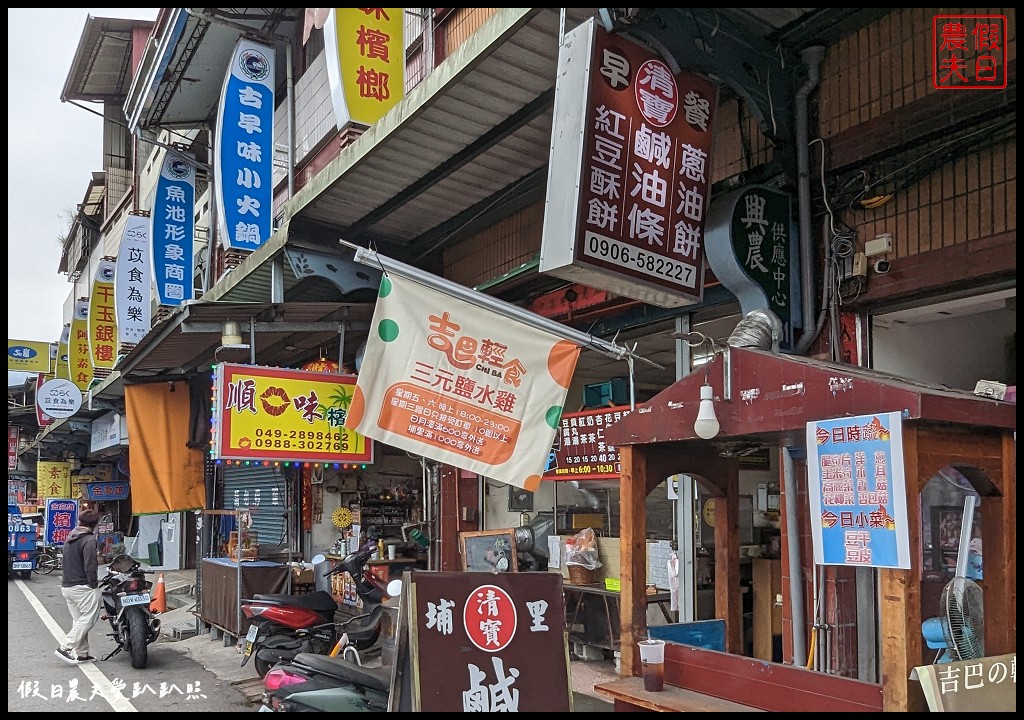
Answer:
[{"left": 594, "top": 677, "right": 763, "bottom": 712}]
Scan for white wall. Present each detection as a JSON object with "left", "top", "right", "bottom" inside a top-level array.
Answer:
[{"left": 872, "top": 308, "right": 1015, "bottom": 391}]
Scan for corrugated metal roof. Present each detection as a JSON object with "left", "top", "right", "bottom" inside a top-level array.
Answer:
[
  {"left": 62, "top": 16, "right": 153, "bottom": 102},
  {"left": 288, "top": 8, "right": 600, "bottom": 256},
  {"left": 116, "top": 300, "right": 376, "bottom": 378}
]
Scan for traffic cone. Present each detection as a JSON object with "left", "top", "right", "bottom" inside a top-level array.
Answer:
[{"left": 150, "top": 573, "right": 167, "bottom": 614}]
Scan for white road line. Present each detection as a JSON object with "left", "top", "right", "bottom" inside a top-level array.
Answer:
[{"left": 14, "top": 578, "right": 139, "bottom": 712}]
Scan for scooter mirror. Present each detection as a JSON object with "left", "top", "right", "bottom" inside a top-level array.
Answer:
[
  {"left": 311, "top": 554, "right": 326, "bottom": 565},
  {"left": 386, "top": 579, "right": 403, "bottom": 598}
]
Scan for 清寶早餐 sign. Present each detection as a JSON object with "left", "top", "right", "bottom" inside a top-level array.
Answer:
[
  {"left": 212, "top": 363, "right": 373, "bottom": 464},
  {"left": 540, "top": 17, "right": 719, "bottom": 308},
  {"left": 408, "top": 571, "right": 570, "bottom": 712}
]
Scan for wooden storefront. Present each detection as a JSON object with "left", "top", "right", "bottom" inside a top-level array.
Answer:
[{"left": 603, "top": 346, "right": 1015, "bottom": 712}]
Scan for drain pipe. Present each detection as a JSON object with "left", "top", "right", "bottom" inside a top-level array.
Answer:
[
  {"left": 783, "top": 447, "right": 807, "bottom": 667},
  {"left": 793, "top": 46, "right": 826, "bottom": 355}
]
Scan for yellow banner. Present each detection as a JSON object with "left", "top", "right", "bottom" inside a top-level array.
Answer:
[
  {"left": 8, "top": 339, "right": 52, "bottom": 373},
  {"left": 88, "top": 260, "right": 118, "bottom": 370},
  {"left": 330, "top": 8, "right": 405, "bottom": 126},
  {"left": 55, "top": 330, "right": 70, "bottom": 380},
  {"left": 37, "top": 461, "right": 73, "bottom": 501},
  {"left": 68, "top": 300, "right": 94, "bottom": 391},
  {"left": 213, "top": 364, "right": 374, "bottom": 464}
]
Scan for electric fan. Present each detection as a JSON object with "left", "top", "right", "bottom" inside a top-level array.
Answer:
[
  {"left": 921, "top": 496, "right": 984, "bottom": 663},
  {"left": 922, "top": 577, "right": 985, "bottom": 663}
]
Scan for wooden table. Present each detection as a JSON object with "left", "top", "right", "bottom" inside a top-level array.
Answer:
[
  {"left": 564, "top": 584, "right": 673, "bottom": 651},
  {"left": 595, "top": 677, "right": 764, "bottom": 712}
]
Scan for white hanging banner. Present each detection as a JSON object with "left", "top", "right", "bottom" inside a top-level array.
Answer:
[
  {"left": 115, "top": 214, "right": 152, "bottom": 344},
  {"left": 345, "top": 275, "right": 581, "bottom": 491}
]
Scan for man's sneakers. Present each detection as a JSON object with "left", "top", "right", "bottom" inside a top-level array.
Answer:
[
  {"left": 55, "top": 647, "right": 81, "bottom": 665},
  {"left": 77, "top": 654, "right": 96, "bottom": 663}
]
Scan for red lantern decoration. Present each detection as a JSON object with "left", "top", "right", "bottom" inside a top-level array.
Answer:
[{"left": 301, "top": 357, "right": 340, "bottom": 374}]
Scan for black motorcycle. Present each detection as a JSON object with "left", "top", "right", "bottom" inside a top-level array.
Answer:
[{"left": 99, "top": 554, "right": 161, "bottom": 669}]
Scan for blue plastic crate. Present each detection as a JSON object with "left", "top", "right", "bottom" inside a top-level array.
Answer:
[{"left": 583, "top": 377, "right": 629, "bottom": 408}]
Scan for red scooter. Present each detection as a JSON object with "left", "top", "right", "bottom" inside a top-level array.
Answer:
[{"left": 241, "top": 543, "right": 386, "bottom": 678}]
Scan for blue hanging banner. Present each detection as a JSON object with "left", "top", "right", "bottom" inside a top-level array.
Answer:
[
  {"left": 150, "top": 153, "right": 196, "bottom": 306},
  {"left": 45, "top": 498, "right": 79, "bottom": 546},
  {"left": 215, "top": 37, "right": 276, "bottom": 251},
  {"left": 83, "top": 482, "right": 131, "bottom": 502}
]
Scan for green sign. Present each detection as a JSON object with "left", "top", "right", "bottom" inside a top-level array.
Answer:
[{"left": 728, "top": 187, "right": 792, "bottom": 323}]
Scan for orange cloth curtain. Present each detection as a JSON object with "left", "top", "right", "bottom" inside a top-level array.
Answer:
[{"left": 125, "top": 381, "right": 206, "bottom": 514}]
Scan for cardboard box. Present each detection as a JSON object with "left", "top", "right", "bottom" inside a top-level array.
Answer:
[{"left": 291, "top": 567, "right": 315, "bottom": 585}]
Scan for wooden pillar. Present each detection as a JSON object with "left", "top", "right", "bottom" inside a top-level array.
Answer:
[
  {"left": 618, "top": 443, "right": 647, "bottom": 678},
  {"left": 880, "top": 426, "right": 920, "bottom": 712},
  {"left": 988, "top": 432, "right": 1016, "bottom": 654},
  {"left": 713, "top": 461, "right": 743, "bottom": 653}
]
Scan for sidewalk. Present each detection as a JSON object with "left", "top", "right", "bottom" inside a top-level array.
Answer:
[{"left": 155, "top": 568, "right": 616, "bottom": 711}]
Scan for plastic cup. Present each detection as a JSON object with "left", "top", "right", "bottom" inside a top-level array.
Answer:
[
  {"left": 638, "top": 639, "right": 666, "bottom": 692},
  {"left": 387, "top": 544, "right": 397, "bottom": 560}
]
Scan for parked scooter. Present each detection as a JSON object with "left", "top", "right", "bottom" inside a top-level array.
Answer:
[
  {"left": 241, "top": 543, "right": 387, "bottom": 678},
  {"left": 99, "top": 554, "right": 161, "bottom": 669},
  {"left": 259, "top": 578, "right": 403, "bottom": 713}
]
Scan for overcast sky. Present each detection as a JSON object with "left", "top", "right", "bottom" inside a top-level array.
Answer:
[{"left": 7, "top": 8, "right": 158, "bottom": 384}]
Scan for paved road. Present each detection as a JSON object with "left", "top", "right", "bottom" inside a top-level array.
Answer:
[{"left": 7, "top": 572, "right": 255, "bottom": 712}]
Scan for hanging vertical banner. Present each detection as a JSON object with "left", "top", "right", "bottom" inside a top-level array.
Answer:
[
  {"left": 35, "top": 373, "right": 54, "bottom": 428},
  {"left": 87, "top": 259, "right": 118, "bottom": 371},
  {"left": 54, "top": 324, "right": 71, "bottom": 380},
  {"left": 8, "top": 426, "right": 19, "bottom": 470},
  {"left": 67, "top": 299, "right": 93, "bottom": 392},
  {"left": 37, "top": 461, "right": 73, "bottom": 502},
  {"left": 324, "top": 8, "right": 405, "bottom": 128},
  {"left": 115, "top": 214, "right": 152, "bottom": 345},
  {"left": 215, "top": 37, "right": 275, "bottom": 252},
  {"left": 151, "top": 152, "right": 196, "bottom": 306},
  {"left": 344, "top": 276, "right": 581, "bottom": 491},
  {"left": 805, "top": 411, "right": 911, "bottom": 569},
  {"left": 541, "top": 17, "right": 719, "bottom": 308}
]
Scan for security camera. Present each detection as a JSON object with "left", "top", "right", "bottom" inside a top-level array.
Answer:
[{"left": 873, "top": 259, "right": 891, "bottom": 274}]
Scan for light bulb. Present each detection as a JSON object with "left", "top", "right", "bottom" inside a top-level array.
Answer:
[{"left": 693, "top": 383, "right": 720, "bottom": 439}]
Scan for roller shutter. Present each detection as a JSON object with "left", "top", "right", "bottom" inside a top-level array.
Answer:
[{"left": 220, "top": 465, "right": 290, "bottom": 548}]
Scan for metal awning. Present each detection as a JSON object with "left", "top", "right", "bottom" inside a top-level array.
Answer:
[
  {"left": 606, "top": 347, "right": 1018, "bottom": 451},
  {"left": 115, "top": 300, "right": 376, "bottom": 380},
  {"left": 61, "top": 15, "right": 154, "bottom": 103},
  {"left": 124, "top": 8, "right": 301, "bottom": 133},
  {"left": 287, "top": 8, "right": 598, "bottom": 260}
]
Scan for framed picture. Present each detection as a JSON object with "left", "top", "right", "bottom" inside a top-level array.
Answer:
[
  {"left": 930, "top": 504, "right": 981, "bottom": 575},
  {"left": 508, "top": 487, "right": 534, "bottom": 512},
  {"left": 459, "top": 529, "right": 518, "bottom": 572}
]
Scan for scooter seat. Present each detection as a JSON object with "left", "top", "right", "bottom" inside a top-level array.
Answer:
[
  {"left": 250, "top": 591, "right": 338, "bottom": 613},
  {"left": 344, "top": 604, "right": 384, "bottom": 647},
  {"left": 291, "top": 652, "right": 392, "bottom": 692}
]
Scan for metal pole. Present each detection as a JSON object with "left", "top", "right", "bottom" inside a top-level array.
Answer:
[
  {"left": 206, "top": 128, "right": 217, "bottom": 293},
  {"left": 285, "top": 40, "right": 295, "bottom": 199},
  {"left": 783, "top": 447, "right": 807, "bottom": 667},
  {"left": 236, "top": 508, "right": 242, "bottom": 642}
]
